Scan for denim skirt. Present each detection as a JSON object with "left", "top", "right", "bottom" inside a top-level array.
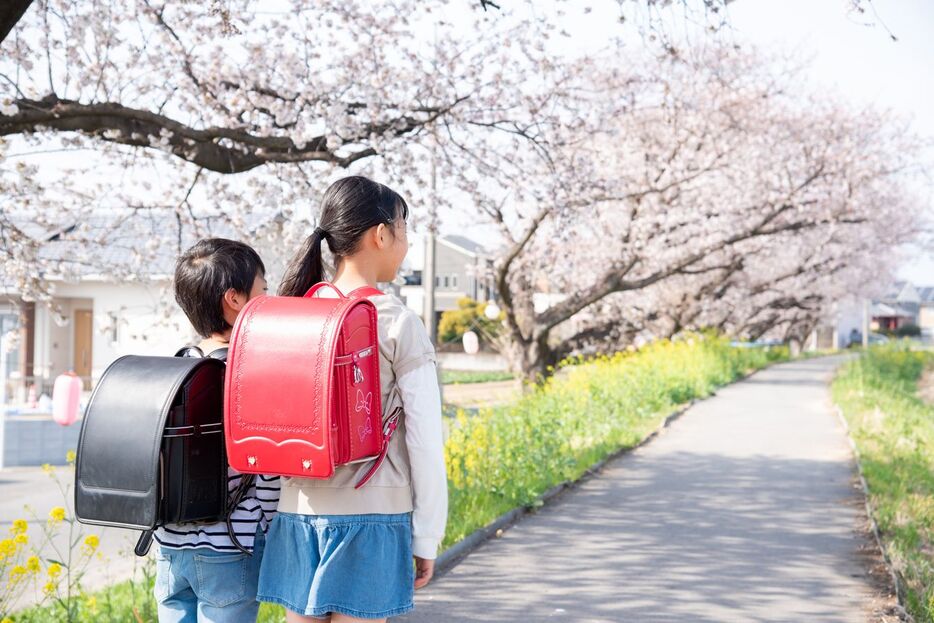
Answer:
[{"left": 257, "top": 512, "right": 414, "bottom": 619}]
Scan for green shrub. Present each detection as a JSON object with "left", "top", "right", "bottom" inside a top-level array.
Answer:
[
  {"left": 895, "top": 324, "right": 922, "bottom": 338},
  {"left": 438, "top": 297, "right": 502, "bottom": 345}
]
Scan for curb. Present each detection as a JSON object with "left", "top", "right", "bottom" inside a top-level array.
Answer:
[{"left": 833, "top": 402, "right": 914, "bottom": 623}]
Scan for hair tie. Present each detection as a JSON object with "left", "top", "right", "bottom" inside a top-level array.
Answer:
[{"left": 313, "top": 226, "right": 328, "bottom": 239}]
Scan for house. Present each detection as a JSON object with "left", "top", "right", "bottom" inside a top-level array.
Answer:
[
  {"left": 3, "top": 218, "right": 186, "bottom": 406},
  {"left": 823, "top": 281, "right": 934, "bottom": 351},
  {"left": 398, "top": 234, "right": 497, "bottom": 331},
  {"left": 1, "top": 209, "right": 315, "bottom": 466},
  {"left": 870, "top": 281, "right": 921, "bottom": 332},
  {"left": 0, "top": 210, "right": 295, "bottom": 408}
]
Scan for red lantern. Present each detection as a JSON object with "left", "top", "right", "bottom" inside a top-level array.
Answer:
[{"left": 52, "top": 371, "right": 82, "bottom": 426}]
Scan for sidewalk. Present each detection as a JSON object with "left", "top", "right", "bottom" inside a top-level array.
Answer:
[{"left": 400, "top": 356, "right": 895, "bottom": 622}]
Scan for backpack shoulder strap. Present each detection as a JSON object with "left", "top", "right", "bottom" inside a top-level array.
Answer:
[
  {"left": 174, "top": 345, "right": 205, "bottom": 358},
  {"left": 175, "top": 345, "right": 228, "bottom": 362},
  {"left": 348, "top": 286, "right": 385, "bottom": 298},
  {"left": 206, "top": 347, "right": 229, "bottom": 362}
]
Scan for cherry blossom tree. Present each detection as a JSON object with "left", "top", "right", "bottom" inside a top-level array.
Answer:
[
  {"left": 0, "top": 0, "right": 580, "bottom": 299},
  {"left": 0, "top": 1, "right": 925, "bottom": 383},
  {"left": 440, "top": 47, "right": 929, "bottom": 380}
]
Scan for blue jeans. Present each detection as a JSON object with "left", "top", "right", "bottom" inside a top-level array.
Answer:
[{"left": 154, "top": 528, "right": 265, "bottom": 623}]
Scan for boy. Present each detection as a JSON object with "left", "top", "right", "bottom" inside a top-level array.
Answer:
[{"left": 155, "top": 238, "right": 279, "bottom": 622}]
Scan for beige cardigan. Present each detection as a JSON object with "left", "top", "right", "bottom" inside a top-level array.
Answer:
[{"left": 277, "top": 292, "right": 447, "bottom": 558}]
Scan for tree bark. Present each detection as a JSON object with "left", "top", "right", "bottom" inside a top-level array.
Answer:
[{"left": 1, "top": 95, "right": 461, "bottom": 174}]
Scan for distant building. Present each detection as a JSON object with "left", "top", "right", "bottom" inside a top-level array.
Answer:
[
  {"left": 870, "top": 281, "right": 920, "bottom": 332},
  {"left": 0, "top": 210, "right": 286, "bottom": 405},
  {"left": 398, "top": 234, "right": 497, "bottom": 332}
]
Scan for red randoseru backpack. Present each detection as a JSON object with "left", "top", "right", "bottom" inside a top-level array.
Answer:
[{"left": 224, "top": 282, "right": 398, "bottom": 487}]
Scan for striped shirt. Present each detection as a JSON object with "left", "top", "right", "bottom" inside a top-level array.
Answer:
[{"left": 154, "top": 468, "right": 280, "bottom": 552}]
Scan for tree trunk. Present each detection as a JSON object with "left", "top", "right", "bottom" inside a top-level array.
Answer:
[{"left": 501, "top": 329, "right": 559, "bottom": 388}]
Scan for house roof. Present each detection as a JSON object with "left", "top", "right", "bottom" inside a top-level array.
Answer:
[
  {"left": 918, "top": 286, "right": 934, "bottom": 303},
  {"left": 3, "top": 209, "right": 282, "bottom": 289},
  {"left": 880, "top": 280, "right": 921, "bottom": 305},
  {"left": 881, "top": 281, "right": 907, "bottom": 300},
  {"left": 401, "top": 233, "right": 488, "bottom": 272},
  {"left": 871, "top": 302, "right": 915, "bottom": 318},
  {"left": 441, "top": 235, "right": 486, "bottom": 256}
]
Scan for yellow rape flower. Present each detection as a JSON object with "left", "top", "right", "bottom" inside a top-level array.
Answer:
[
  {"left": 11, "top": 519, "right": 28, "bottom": 535},
  {"left": 65, "top": 450, "right": 77, "bottom": 464},
  {"left": 14, "top": 533, "right": 28, "bottom": 545},
  {"left": 3, "top": 617, "right": 14, "bottom": 623},
  {"left": 8, "top": 565, "right": 27, "bottom": 583},
  {"left": 47, "top": 562, "right": 62, "bottom": 578},
  {"left": 43, "top": 580, "right": 57, "bottom": 595},
  {"left": 48, "top": 506, "right": 66, "bottom": 523},
  {"left": 26, "top": 555, "right": 40, "bottom": 572},
  {"left": 0, "top": 538, "right": 15, "bottom": 559},
  {"left": 86, "top": 595, "right": 98, "bottom": 612},
  {"left": 82, "top": 534, "right": 100, "bottom": 555},
  {"left": 41, "top": 463, "right": 54, "bottom": 474}
]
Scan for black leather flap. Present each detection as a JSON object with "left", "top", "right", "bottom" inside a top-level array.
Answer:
[{"left": 74, "top": 355, "right": 225, "bottom": 530}]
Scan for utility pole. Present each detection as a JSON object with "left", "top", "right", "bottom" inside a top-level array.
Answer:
[
  {"left": 423, "top": 144, "right": 438, "bottom": 344},
  {"left": 423, "top": 27, "right": 440, "bottom": 346}
]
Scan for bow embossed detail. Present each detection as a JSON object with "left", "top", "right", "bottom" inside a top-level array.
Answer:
[{"left": 355, "top": 389, "right": 372, "bottom": 416}]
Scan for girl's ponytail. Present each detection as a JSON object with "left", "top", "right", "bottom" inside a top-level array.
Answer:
[
  {"left": 279, "top": 176, "right": 409, "bottom": 297},
  {"left": 278, "top": 228, "right": 327, "bottom": 296}
]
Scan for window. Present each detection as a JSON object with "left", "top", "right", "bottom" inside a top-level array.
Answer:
[
  {"left": 452, "top": 275, "right": 458, "bottom": 289},
  {"left": 435, "top": 276, "right": 441, "bottom": 287},
  {"left": 443, "top": 276, "right": 449, "bottom": 288}
]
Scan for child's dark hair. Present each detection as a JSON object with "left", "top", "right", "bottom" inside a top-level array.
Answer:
[
  {"left": 278, "top": 176, "right": 409, "bottom": 297},
  {"left": 174, "top": 238, "right": 266, "bottom": 337}
]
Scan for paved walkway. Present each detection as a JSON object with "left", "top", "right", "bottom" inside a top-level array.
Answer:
[
  {"left": 401, "top": 356, "right": 886, "bottom": 622},
  {"left": 441, "top": 380, "right": 520, "bottom": 409}
]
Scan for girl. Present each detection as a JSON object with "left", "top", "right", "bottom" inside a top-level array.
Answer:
[{"left": 256, "top": 176, "right": 448, "bottom": 622}]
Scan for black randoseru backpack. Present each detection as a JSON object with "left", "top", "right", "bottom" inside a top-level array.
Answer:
[{"left": 75, "top": 347, "right": 248, "bottom": 556}]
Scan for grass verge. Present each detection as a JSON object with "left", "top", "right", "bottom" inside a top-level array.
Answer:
[
  {"left": 832, "top": 344, "right": 934, "bottom": 622},
  {"left": 441, "top": 369, "right": 515, "bottom": 385}
]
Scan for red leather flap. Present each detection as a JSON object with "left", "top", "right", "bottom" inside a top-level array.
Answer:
[{"left": 223, "top": 293, "right": 380, "bottom": 477}]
